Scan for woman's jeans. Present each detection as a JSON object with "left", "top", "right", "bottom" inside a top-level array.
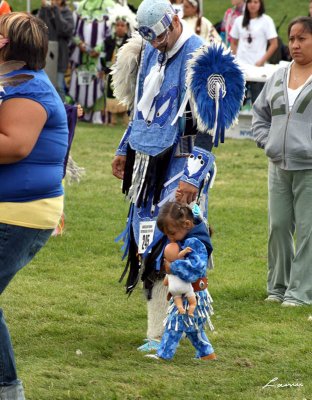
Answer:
[{"left": 0, "top": 224, "right": 52, "bottom": 393}]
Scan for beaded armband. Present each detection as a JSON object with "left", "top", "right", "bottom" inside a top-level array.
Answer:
[{"left": 180, "top": 146, "right": 215, "bottom": 188}]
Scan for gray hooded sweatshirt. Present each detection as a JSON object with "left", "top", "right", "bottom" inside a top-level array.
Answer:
[{"left": 252, "top": 64, "right": 312, "bottom": 170}]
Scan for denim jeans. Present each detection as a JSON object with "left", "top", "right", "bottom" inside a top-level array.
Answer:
[
  {"left": 0, "top": 380, "right": 25, "bottom": 400},
  {"left": 0, "top": 224, "right": 53, "bottom": 394}
]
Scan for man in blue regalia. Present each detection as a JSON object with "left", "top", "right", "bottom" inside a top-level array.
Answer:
[{"left": 112, "top": 0, "right": 218, "bottom": 352}]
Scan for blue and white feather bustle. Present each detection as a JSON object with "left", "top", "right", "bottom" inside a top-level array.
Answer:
[{"left": 186, "top": 44, "right": 245, "bottom": 147}]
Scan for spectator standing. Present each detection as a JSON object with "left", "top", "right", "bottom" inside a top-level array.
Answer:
[
  {"left": 38, "top": 0, "right": 74, "bottom": 101},
  {"left": 252, "top": 16, "right": 312, "bottom": 307},
  {"left": 230, "top": 0, "right": 278, "bottom": 102},
  {"left": 0, "top": 12, "right": 69, "bottom": 399},
  {"left": 220, "top": 0, "right": 245, "bottom": 48},
  {"left": 183, "top": 0, "right": 221, "bottom": 44}
]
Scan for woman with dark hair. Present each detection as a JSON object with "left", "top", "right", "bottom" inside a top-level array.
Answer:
[
  {"left": 0, "top": 12, "right": 68, "bottom": 399},
  {"left": 253, "top": 16, "right": 312, "bottom": 307},
  {"left": 182, "top": 0, "right": 221, "bottom": 44},
  {"left": 230, "top": 0, "right": 278, "bottom": 102}
]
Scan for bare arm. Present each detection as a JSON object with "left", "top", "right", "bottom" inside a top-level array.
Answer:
[
  {"left": 230, "top": 38, "right": 238, "bottom": 55},
  {"left": 175, "top": 181, "right": 198, "bottom": 204},
  {"left": 178, "top": 247, "right": 192, "bottom": 259},
  {"left": 255, "top": 37, "right": 278, "bottom": 66},
  {"left": 0, "top": 98, "right": 47, "bottom": 164}
]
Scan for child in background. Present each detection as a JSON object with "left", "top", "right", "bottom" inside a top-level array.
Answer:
[
  {"left": 102, "top": 11, "right": 134, "bottom": 126},
  {"left": 146, "top": 201, "right": 216, "bottom": 361}
]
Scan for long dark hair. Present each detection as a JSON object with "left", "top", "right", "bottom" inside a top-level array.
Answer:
[{"left": 242, "top": 0, "right": 265, "bottom": 28}]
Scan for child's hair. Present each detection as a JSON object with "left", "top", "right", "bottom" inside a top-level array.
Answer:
[{"left": 157, "top": 202, "right": 194, "bottom": 233}]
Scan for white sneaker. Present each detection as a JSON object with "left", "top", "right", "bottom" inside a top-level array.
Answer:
[
  {"left": 264, "top": 296, "right": 282, "bottom": 303},
  {"left": 281, "top": 301, "right": 301, "bottom": 307},
  {"left": 145, "top": 354, "right": 160, "bottom": 360}
]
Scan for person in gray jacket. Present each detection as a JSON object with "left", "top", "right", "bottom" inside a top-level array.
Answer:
[
  {"left": 252, "top": 16, "right": 312, "bottom": 307},
  {"left": 38, "top": 0, "right": 74, "bottom": 100}
]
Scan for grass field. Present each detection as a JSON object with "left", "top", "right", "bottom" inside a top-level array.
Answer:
[{"left": 2, "top": 123, "right": 311, "bottom": 400}]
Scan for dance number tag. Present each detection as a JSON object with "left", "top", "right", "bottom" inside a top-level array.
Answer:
[
  {"left": 138, "top": 221, "right": 156, "bottom": 254},
  {"left": 77, "top": 71, "right": 93, "bottom": 86}
]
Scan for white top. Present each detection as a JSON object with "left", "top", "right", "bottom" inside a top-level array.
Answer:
[
  {"left": 230, "top": 14, "right": 277, "bottom": 65},
  {"left": 183, "top": 15, "right": 222, "bottom": 44},
  {"left": 287, "top": 63, "right": 312, "bottom": 110}
]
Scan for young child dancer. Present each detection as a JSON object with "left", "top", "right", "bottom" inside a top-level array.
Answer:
[{"left": 146, "top": 201, "right": 216, "bottom": 361}]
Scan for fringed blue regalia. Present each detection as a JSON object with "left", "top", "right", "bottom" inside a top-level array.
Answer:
[{"left": 113, "top": 25, "right": 244, "bottom": 344}]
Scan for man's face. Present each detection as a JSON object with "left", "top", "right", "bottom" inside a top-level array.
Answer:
[
  {"left": 115, "top": 20, "right": 128, "bottom": 38},
  {"left": 150, "top": 28, "right": 170, "bottom": 52},
  {"left": 150, "top": 16, "right": 180, "bottom": 53}
]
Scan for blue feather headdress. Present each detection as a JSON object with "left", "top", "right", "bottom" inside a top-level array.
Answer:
[{"left": 186, "top": 44, "right": 245, "bottom": 147}]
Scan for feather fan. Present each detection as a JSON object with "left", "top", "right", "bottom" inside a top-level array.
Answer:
[{"left": 186, "top": 44, "right": 245, "bottom": 147}]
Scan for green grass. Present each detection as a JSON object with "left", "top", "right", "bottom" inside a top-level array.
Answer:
[
  {"left": 4, "top": 2, "right": 312, "bottom": 398},
  {"left": 2, "top": 124, "right": 311, "bottom": 400},
  {"left": 11, "top": 0, "right": 309, "bottom": 42}
]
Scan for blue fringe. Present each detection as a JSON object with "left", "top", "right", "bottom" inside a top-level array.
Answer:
[
  {"left": 143, "top": 231, "right": 167, "bottom": 271},
  {"left": 115, "top": 204, "right": 134, "bottom": 260}
]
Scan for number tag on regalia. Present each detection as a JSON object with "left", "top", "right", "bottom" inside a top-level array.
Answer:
[
  {"left": 138, "top": 221, "right": 156, "bottom": 254},
  {"left": 78, "top": 71, "right": 93, "bottom": 86}
]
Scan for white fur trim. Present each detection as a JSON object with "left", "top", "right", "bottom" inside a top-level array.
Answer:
[{"left": 147, "top": 280, "right": 168, "bottom": 340}]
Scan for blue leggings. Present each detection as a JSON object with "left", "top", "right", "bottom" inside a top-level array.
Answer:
[{"left": 157, "top": 327, "right": 214, "bottom": 360}]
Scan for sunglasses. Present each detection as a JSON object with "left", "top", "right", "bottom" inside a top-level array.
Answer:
[
  {"left": 247, "top": 33, "right": 252, "bottom": 44},
  {"left": 147, "top": 29, "right": 169, "bottom": 45}
]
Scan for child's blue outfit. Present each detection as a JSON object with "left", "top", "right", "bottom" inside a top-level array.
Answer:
[{"left": 157, "top": 221, "right": 215, "bottom": 360}]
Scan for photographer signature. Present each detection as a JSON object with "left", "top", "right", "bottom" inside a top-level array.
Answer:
[{"left": 262, "top": 377, "right": 303, "bottom": 389}]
